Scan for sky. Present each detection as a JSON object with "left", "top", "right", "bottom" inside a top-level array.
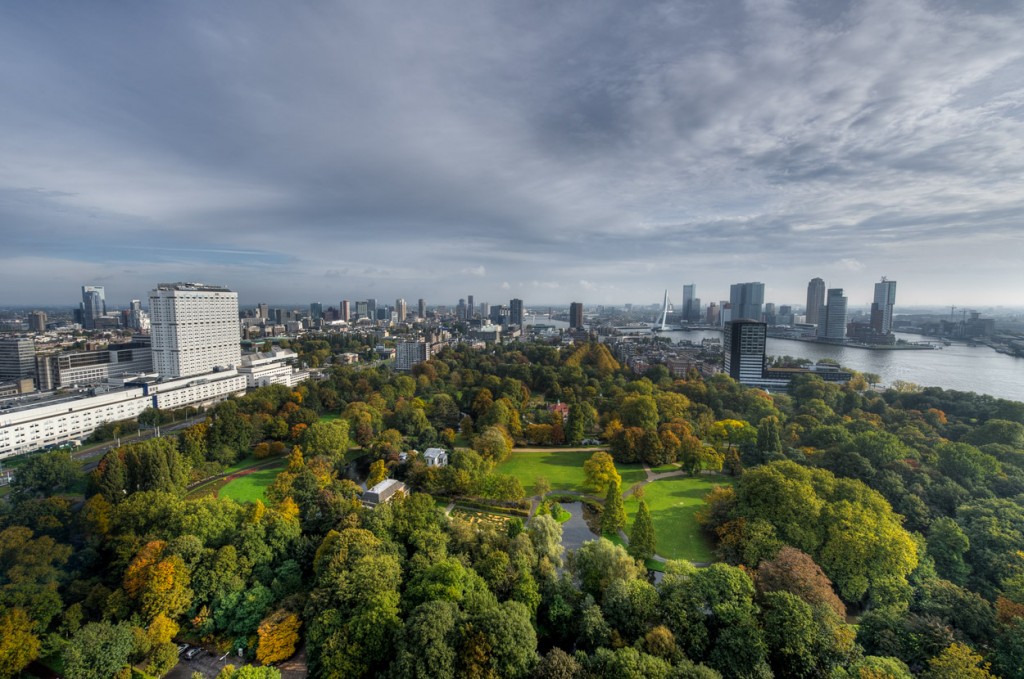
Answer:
[{"left": 2, "top": 1, "right": 1023, "bottom": 310}]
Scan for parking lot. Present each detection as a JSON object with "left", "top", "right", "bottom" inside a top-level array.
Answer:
[{"left": 164, "top": 645, "right": 307, "bottom": 679}]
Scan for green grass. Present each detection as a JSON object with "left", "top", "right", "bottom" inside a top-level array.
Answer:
[
  {"left": 318, "top": 412, "right": 342, "bottom": 423},
  {"left": 650, "top": 462, "right": 682, "bottom": 473},
  {"left": 218, "top": 457, "right": 289, "bottom": 503},
  {"left": 494, "top": 449, "right": 646, "bottom": 496},
  {"left": 623, "top": 474, "right": 734, "bottom": 563}
]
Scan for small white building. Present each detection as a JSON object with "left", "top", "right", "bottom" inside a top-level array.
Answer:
[
  {"left": 423, "top": 447, "right": 449, "bottom": 467},
  {"left": 363, "top": 478, "right": 407, "bottom": 505}
]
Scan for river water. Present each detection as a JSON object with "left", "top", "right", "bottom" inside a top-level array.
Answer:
[
  {"left": 659, "top": 329, "right": 1024, "bottom": 404},
  {"left": 524, "top": 316, "right": 1024, "bottom": 403}
]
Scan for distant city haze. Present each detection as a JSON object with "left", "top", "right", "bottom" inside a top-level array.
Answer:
[{"left": 1, "top": 2, "right": 1022, "bottom": 306}]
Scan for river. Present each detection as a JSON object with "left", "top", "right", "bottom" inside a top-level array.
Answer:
[
  {"left": 524, "top": 316, "right": 1024, "bottom": 403},
  {"left": 658, "top": 328, "right": 1024, "bottom": 403}
]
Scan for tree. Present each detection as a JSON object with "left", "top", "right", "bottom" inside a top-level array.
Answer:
[
  {"left": 63, "top": 621, "right": 135, "bottom": 679},
  {"left": 923, "top": 643, "right": 996, "bottom": 679},
  {"left": 535, "top": 477, "right": 551, "bottom": 499},
  {"left": 366, "top": 459, "right": 388, "bottom": 489},
  {"left": 10, "top": 450, "right": 79, "bottom": 498},
  {"left": 256, "top": 610, "right": 301, "bottom": 665},
  {"left": 0, "top": 608, "right": 40, "bottom": 679},
  {"left": 601, "top": 481, "right": 627, "bottom": 536},
  {"left": 927, "top": 517, "right": 971, "bottom": 585},
  {"left": 629, "top": 500, "right": 656, "bottom": 561},
  {"left": 620, "top": 395, "right": 660, "bottom": 431},
  {"left": 568, "top": 538, "right": 643, "bottom": 601},
  {"left": 756, "top": 416, "right": 783, "bottom": 459},
  {"left": 303, "top": 419, "right": 351, "bottom": 458},
  {"left": 473, "top": 426, "right": 512, "bottom": 463},
  {"left": 755, "top": 546, "right": 846, "bottom": 617},
  {"left": 527, "top": 514, "right": 564, "bottom": 569},
  {"left": 583, "top": 451, "right": 621, "bottom": 495}
]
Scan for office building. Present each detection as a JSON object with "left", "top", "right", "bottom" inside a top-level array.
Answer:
[
  {"left": 28, "top": 311, "right": 47, "bottom": 333},
  {"left": 257, "top": 303, "right": 270, "bottom": 320},
  {"left": 724, "top": 321, "right": 767, "bottom": 385},
  {"left": 0, "top": 339, "right": 35, "bottom": 384},
  {"left": 706, "top": 302, "right": 719, "bottom": 326},
  {"left": 729, "top": 282, "right": 765, "bottom": 321},
  {"left": 53, "top": 338, "right": 153, "bottom": 387},
  {"left": 340, "top": 300, "right": 350, "bottom": 322},
  {"left": 149, "top": 283, "right": 241, "bottom": 379},
  {"left": 355, "top": 301, "right": 368, "bottom": 319},
  {"left": 238, "top": 349, "right": 309, "bottom": 388},
  {"left": 816, "top": 288, "right": 848, "bottom": 341},
  {"left": 509, "top": 298, "right": 524, "bottom": 327},
  {"left": 81, "top": 285, "right": 106, "bottom": 330},
  {"left": 871, "top": 278, "right": 897, "bottom": 335},
  {"left": 417, "top": 298, "right": 426, "bottom": 320},
  {"left": 806, "top": 278, "right": 825, "bottom": 326},
  {"left": 310, "top": 302, "right": 323, "bottom": 322},
  {"left": 396, "top": 298, "right": 407, "bottom": 322},
  {"left": 396, "top": 341, "right": 430, "bottom": 372},
  {"left": 466, "top": 295, "right": 475, "bottom": 319},
  {"left": 569, "top": 302, "right": 584, "bottom": 329},
  {"left": 456, "top": 299, "right": 468, "bottom": 321},
  {"left": 682, "top": 284, "right": 696, "bottom": 322},
  {"left": 489, "top": 305, "right": 509, "bottom": 326}
]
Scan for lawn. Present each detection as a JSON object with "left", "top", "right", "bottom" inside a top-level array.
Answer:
[
  {"left": 219, "top": 457, "right": 289, "bottom": 503},
  {"left": 623, "top": 474, "right": 734, "bottom": 563},
  {"left": 494, "top": 449, "right": 646, "bottom": 496}
]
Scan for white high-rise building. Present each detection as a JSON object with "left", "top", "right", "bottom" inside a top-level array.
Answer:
[{"left": 150, "top": 283, "right": 241, "bottom": 378}]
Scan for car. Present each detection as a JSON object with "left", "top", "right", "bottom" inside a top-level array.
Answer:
[
  {"left": 185, "top": 647, "right": 203, "bottom": 660},
  {"left": 177, "top": 644, "right": 189, "bottom": 656}
]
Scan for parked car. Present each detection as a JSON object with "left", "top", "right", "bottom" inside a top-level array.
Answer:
[
  {"left": 185, "top": 647, "right": 203, "bottom": 660},
  {"left": 177, "top": 644, "right": 189, "bottom": 656}
]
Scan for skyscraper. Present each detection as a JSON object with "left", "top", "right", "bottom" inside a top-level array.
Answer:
[
  {"left": 467, "top": 295, "right": 475, "bottom": 319},
  {"left": 816, "top": 288, "right": 848, "bottom": 341},
  {"left": 396, "top": 298, "right": 407, "bottom": 322},
  {"left": 28, "top": 311, "right": 47, "bottom": 333},
  {"left": 569, "top": 302, "right": 584, "bottom": 329},
  {"left": 724, "top": 321, "right": 766, "bottom": 384},
  {"left": 806, "top": 278, "right": 825, "bottom": 325},
  {"left": 729, "top": 282, "right": 765, "bottom": 321},
  {"left": 682, "top": 284, "right": 696, "bottom": 322},
  {"left": 81, "top": 285, "right": 106, "bottom": 330},
  {"left": 150, "top": 283, "right": 241, "bottom": 378},
  {"left": 871, "top": 278, "right": 897, "bottom": 335},
  {"left": 340, "top": 300, "right": 350, "bottom": 322},
  {"left": 509, "top": 298, "right": 524, "bottom": 327},
  {"left": 0, "top": 338, "right": 35, "bottom": 382},
  {"left": 310, "top": 302, "right": 323, "bottom": 322},
  {"left": 417, "top": 298, "right": 426, "bottom": 319}
]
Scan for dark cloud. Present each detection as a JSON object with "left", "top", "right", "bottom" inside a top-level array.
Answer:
[{"left": 1, "top": 0, "right": 1022, "bottom": 308}]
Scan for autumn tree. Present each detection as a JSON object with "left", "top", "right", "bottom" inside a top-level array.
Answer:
[
  {"left": 583, "top": 451, "right": 621, "bottom": 495},
  {"left": 0, "top": 608, "right": 41, "bottom": 679},
  {"left": 256, "top": 610, "right": 301, "bottom": 665},
  {"left": 366, "top": 459, "right": 388, "bottom": 489}
]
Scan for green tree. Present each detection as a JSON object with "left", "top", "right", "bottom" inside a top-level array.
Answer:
[
  {"left": 629, "top": 500, "right": 656, "bottom": 561},
  {"left": 568, "top": 538, "right": 643, "bottom": 601},
  {"left": 63, "top": 621, "right": 135, "bottom": 679},
  {"left": 10, "top": 450, "right": 79, "bottom": 499},
  {"left": 927, "top": 517, "right": 971, "bottom": 585},
  {"left": 366, "top": 459, "right": 388, "bottom": 489},
  {"left": 303, "top": 419, "right": 351, "bottom": 458},
  {"left": 473, "top": 426, "right": 512, "bottom": 463},
  {"left": 601, "top": 481, "right": 627, "bottom": 536},
  {"left": 923, "top": 642, "right": 996, "bottom": 679},
  {"left": 756, "top": 416, "right": 783, "bottom": 459}
]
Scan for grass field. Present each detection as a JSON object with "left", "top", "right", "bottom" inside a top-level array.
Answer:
[
  {"left": 218, "top": 457, "right": 289, "bottom": 503},
  {"left": 623, "top": 474, "right": 734, "bottom": 563},
  {"left": 495, "top": 449, "right": 646, "bottom": 496}
]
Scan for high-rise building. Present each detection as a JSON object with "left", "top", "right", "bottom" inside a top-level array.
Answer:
[
  {"left": 706, "top": 302, "right": 719, "bottom": 326},
  {"left": 28, "top": 311, "right": 47, "bottom": 333},
  {"left": 467, "top": 295, "right": 475, "bottom": 319},
  {"left": 489, "top": 305, "right": 509, "bottom": 326},
  {"left": 417, "top": 298, "right": 426, "bottom": 319},
  {"left": 310, "top": 302, "right": 323, "bottom": 322},
  {"left": 509, "top": 298, "right": 524, "bottom": 327},
  {"left": 81, "top": 285, "right": 106, "bottom": 330},
  {"left": 729, "top": 282, "right": 765, "bottom": 321},
  {"left": 395, "top": 341, "right": 430, "bottom": 372},
  {"left": 150, "top": 283, "right": 241, "bottom": 378},
  {"left": 127, "top": 300, "right": 143, "bottom": 331},
  {"left": 257, "top": 303, "right": 269, "bottom": 320},
  {"left": 569, "top": 302, "right": 584, "bottom": 329},
  {"left": 456, "top": 298, "right": 468, "bottom": 321},
  {"left": 871, "top": 278, "right": 897, "bottom": 335},
  {"left": 340, "top": 300, "right": 350, "bottom": 322},
  {"left": 724, "top": 321, "right": 766, "bottom": 384},
  {"left": 0, "top": 338, "right": 35, "bottom": 382},
  {"left": 355, "top": 301, "right": 369, "bottom": 319},
  {"left": 396, "top": 298, "right": 407, "bottom": 322},
  {"left": 366, "top": 299, "right": 377, "bottom": 320},
  {"left": 682, "top": 284, "right": 696, "bottom": 322},
  {"left": 806, "top": 278, "right": 825, "bottom": 326},
  {"left": 816, "top": 288, "right": 848, "bottom": 341}
]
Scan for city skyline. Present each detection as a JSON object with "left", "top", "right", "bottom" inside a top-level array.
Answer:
[{"left": 2, "top": 3, "right": 1023, "bottom": 306}]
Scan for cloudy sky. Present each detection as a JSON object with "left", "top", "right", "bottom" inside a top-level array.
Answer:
[{"left": 2, "top": 0, "right": 1023, "bottom": 310}]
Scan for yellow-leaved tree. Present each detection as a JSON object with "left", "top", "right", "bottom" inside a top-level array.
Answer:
[{"left": 256, "top": 609, "right": 302, "bottom": 665}]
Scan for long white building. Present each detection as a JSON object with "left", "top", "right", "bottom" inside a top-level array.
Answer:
[{"left": 150, "top": 283, "right": 241, "bottom": 378}]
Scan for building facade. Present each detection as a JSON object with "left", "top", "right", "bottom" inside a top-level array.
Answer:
[
  {"left": 509, "top": 298, "right": 524, "bottom": 327},
  {"left": 149, "top": 283, "right": 242, "bottom": 378},
  {"left": 729, "top": 282, "right": 765, "bottom": 322},
  {"left": 871, "top": 277, "right": 897, "bottom": 335},
  {"left": 569, "top": 302, "right": 584, "bottom": 329},
  {"left": 724, "top": 321, "right": 766, "bottom": 384},
  {"left": 805, "top": 278, "right": 825, "bottom": 325},
  {"left": 816, "top": 288, "right": 848, "bottom": 341},
  {"left": 395, "top": 341, "right": 430, "bottom": 372},
  {"left": 81, "top": 285, "right": 106, "bottom": 330}
]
